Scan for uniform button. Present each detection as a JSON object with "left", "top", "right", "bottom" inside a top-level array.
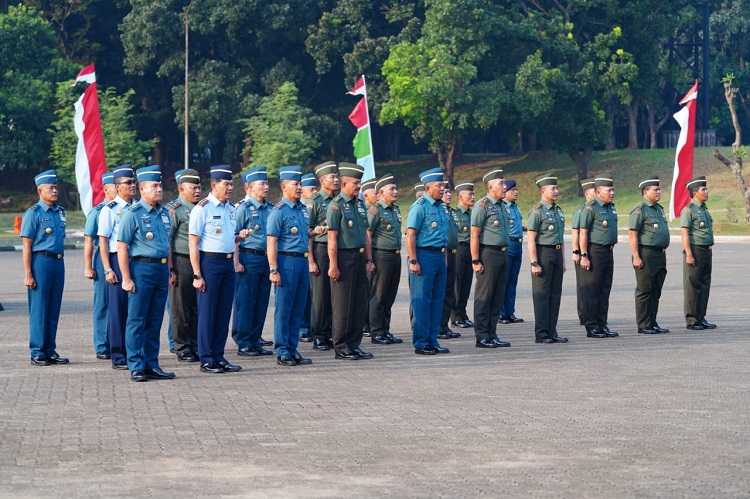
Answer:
[
  {"left": 145, "top": 231, "right": 154, "bottom": 240},
  {"left": 348, "top": 220, "right": 354, "bottom": 228},
  {"left": 431, "top": 221, "right": 437, "bottom": 228},
  {"left": 602, "top": 220, "right": 608, "bottom": 227},
  {"left": 290, "top": 226, "right": 298, "bottom": 235},
  {"left": 44, "top": 227, "right": 52, "bottom": 235}
]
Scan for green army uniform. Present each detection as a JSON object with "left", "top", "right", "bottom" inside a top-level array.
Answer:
[
  {"left": 308, "top": 183, "right": 337, "bottom": 346},
  {"left": 440, "top": 202, "right": 460, "bottom": 338},
  {"left": 360, "top": 178, "right": 377, "bottom": 337},
  {"left": 571, "top": 178, "right": 595, "bottom": 326},
  {"left": 452, "top": 197, "right": 474, "bottom": 326},
  {"left": 368, "top": 177, "right": 403, "bottom": 342},
  {"left": 580, "top": 178, "right": 618, "bottom": 337},
  {"left": 629, "top": 179, "right": 670, "bottom": 333},
  {"left": 681, "top": 177, "right": 714, "bottom": 329},
  {"left": 527, "top": 179, "right": 565, "bottom": 343}
]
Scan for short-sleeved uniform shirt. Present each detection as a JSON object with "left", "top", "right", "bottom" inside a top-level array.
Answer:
[
  {"left": 188, "top": 193, "right": 237, "bottom": 253},
  {"left": 453, "top": 205, "right": 472, "bottom": 243},
  {"left": 267, "top": 197, "right": 309, "bottom": 253},
  {"left": 680, "top": 201, "right": 714, "bottom": 246},
  {"left": 470, "top": 195, "right": 509, "bottom": 247},
  {"left": 629, "top": 200, "right": 669, "bottom": 248},
  {"left": 98, "top": 196, "right": 133, "bottom": 253},
  {"left": 407, "top": 195, "right": 449, "bottom": 248},
  {"left": 20, "top": 201, "right": 66, "bottom": 253},
  {"left": 309, "top": 189, "right": 337, "bottom": 244},
  {"left": 368, "top": 200, "right": 402, "bottom": 250},
  {"left": 235, "top": 196, "right": 272, "bottom": 251},
  {"left": 580, "top": 198, "right": 618, "bottom": 245},
  {"left": 326, "top": 192, "right": 368, "bottom": 249},
  {"left": 503, "top": 200, "right": 524, "bottom": 240},
  {"left": 84, "top": 201, "right": 106, "bottom": 249},
  {"left": 118, "top": 199, "right": 171, "bottom": 258},
  {"left": 166, "top": 197, "right": 194, "bottom": 256},
  {"left": 444, "top": 205, "right": 459, "bottom": 250},
  {"left": 571, "top": 203, "right": 586, "bottom": 230},
  {"left": 527, "top": 201, "right": 564, "bottom": 246}
]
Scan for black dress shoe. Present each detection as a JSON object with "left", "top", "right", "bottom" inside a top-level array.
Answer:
[
  {"left": 536, "top": 338, "right": 555, "bottom": 344},
  {"left": 586, "top": 327, "right": 608, "bottom": 338},
  {"left": 475, "top": 338, "right": 497, "bottom": 348},
  {"left": 313, "top": 337, "right": 331, "bottom": 351},
  {"left": 292, "top": 351, "right": 312, "bottom": 365},
  {"left": 299, "top": 330, "right": 313, "bottom": 342},
  {"left": 237, "top": 346, "right": 272, "bottom": 357},
  {"left": 48, "top": 353, "right": 70, "bottom": 365},
  {"left": 335, "top": 350, "right": 360, "bottom": 360},
  {"left": 415, "top": 347, "right": 437, "bottom": 355},
  {"left": 145, "top": 367, "right": 176, "bottom": 380},
  {"left": 686, "top": 323, "right": 705, "bottom": 331},
  {"left": 371, "top": 335, "right": 393, "bottom": 345},
  {"left": 277, "top": 355, "right": 296, "bottom": 366},
  {"left": 652, "top": 324, "right": 670, "bottom": 333},
  {"left": 218, "top": 359, "right": 242, "bottom": 372},
  {"left": 498, "top": 317, "right": 511, "bottom": 324},
  {"left": 96, "top": 352, "right": 111, "bottom": 360},
  {"left": 362, "top": 330, "right": 371, "bottom": 337},
  {"left": 492, "top": 337, "right": 511, "bottom": 347},
  {"left": 432, "top": 345, "right": 450, "bottom": 354},
  {"left": 259, "top": 338, "right": 273, "bottom": 347},
  {"left": 602, "top": 326, "right": 619, "bottom": 337},
  {"left": 550, "top": 335, "right": 568, "bottom": 343},
  {"left": 638, "top": 327, "right": 659, "bottom": 334},
  {"left": 453, "top": 319, "right": 474, "bottom": 328},
  {"left": 130, "top": 370, "right": 147, "bottom": 382},
  {"left": 352, "top": 347, "right": 374, "bottom": 359},
  {"left": 438, "top": 332, "right": 452, "bottom": 340},
  {"left": 200, "top": 362, "right": 225, "bottom": 373},
  {"left": 111, "top": 362, "right": 128, "bottom": 370},
  {"left": 508, "top": 315, "right": 525, "bottom": 324},
  {"left": 386, "top": 332, "right": 404, "bottom": 344},
  {"left": 177, "top": 351, "right": 200, "bottom": 362},
  {"left": 30, "top": 356, "right": 50, "bottom": 366},
  {"left": 701, "top": 319, "right": 717, "bottom": 329}
]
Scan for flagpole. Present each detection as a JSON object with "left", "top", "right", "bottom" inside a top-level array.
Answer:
[
  {"left": 183, "top": 9, "right": 190, "bottom": 169},
  {"left": 361, "top": 75, "right": 376, "bottom": 179}
]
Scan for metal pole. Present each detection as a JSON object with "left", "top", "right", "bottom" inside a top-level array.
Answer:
[
  {"left": 701, "top": 1, "right": 710, "bottom": 131},
  {"left": 184, "top": 10, "right": 190, "bottom": 168}
]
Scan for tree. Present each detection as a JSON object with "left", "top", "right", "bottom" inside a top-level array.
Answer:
[
  {"left": 49, "top": 82, "right": 154, "bottom": 182},
  {"left": 242, "top": 82, "right": 319, "bottom": 174},
  {"left": 0, "top": 4, "right": 73, "bottom": 172}
]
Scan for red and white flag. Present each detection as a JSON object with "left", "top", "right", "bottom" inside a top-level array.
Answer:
[
  {"left": 73, "top": 64, "right": 107, "bottom": 215},
  {"left": 669, "top": 81, "right": 699, "bottom": 220}
]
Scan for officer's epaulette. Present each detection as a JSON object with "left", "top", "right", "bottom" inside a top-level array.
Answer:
[
  {"left": 630, "top": 204, "right": 642, "bottom": 215},
  {"left": 166, "top": 199, "right": 181, "bottom": 210},
  {"left": 415, "top": 196, "right": 426, "bottom": 206},
  {"left": 274, "top": 200, "right": 285, "bottom": 209},
  {"left": 107, "top": 200, "right": 118, "bottom": 209},
  {"left": 236, "top": 198, "right": 247, "bottom": 206},
  {"left": 197, "top": 198, "right": 210, "bottom": 207},
  {"left": 368, "top": 204, "right": 379, "bottom": 217},
  {"left": 478, "top": 197, "right": 490, "bottom": 209}
]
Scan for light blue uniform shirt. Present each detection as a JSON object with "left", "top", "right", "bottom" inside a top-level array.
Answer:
[
  {"left": 20, "top": 201, "right": 66, "bottom": 253},
  {"left": 188, "top": 193, "right": 237, "bottom": 253},
  {"left": 118, "top": 199, "right": 171, "bottom": 258},
  {"left": 406, "top": 194, "right": 449, "bottom": 248},
  {"left": 235, "top": 196, "right": 272, "bottom": 251},
  {"left": 84, "top": 201, "right": 106, "bottom": 249},
  {"left": 97, "top": 196, "right": 133, "bottom": 253},
  {"left": 267, "top": 197, "right": 309, "bottom": 253}
]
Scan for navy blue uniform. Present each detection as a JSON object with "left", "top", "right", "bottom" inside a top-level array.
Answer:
[
  {"left": 500, "top": 199, "right": 523, "bottom": 319},
  {"left": 84, "top": 201, "right": 110, "bottom": 355},
  {"left": 21, "top": 201, "right": 66, "bottom": 360},
  {"left": 118, "top": 199, "right": 172, "bottom": 372}
]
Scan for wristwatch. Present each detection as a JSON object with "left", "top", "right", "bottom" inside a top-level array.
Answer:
[
  {"left": 192, "top": 273, "right": 202, "bottom": 280},
  {"left": 530, "top": 261, "right": 540, "bottom": 268},
  {"left": 270, "top": 268, "right": 279, "bottom": 274},
  {"left": 472, "top": 259, "right": 481, "bottom": 265},
  {"left": 409, "top": 259, "right": 417, "bottom": 265},
  {"left": 572, "top": 250, "right": 580, "bottom": 255},
  {"left": 580, "top": 252, "right": 588, "bottom": 258}
]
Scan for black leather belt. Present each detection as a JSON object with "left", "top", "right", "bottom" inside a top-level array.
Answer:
[
  {"left": 373, "top": 248, "right": 401, "bottom": 254},
  {"left": 417, "top": 246, "right": 446, "bottom": 253},
  {"left": 591, "top": 243, "right": 615, "bottom": 249},
  {"left": 201, "top": 251, "right": 234, "bottom": 259},
  {"left": 480, "top": 244, "right": 507, "bottom": 252},
  {"left": 538, "top": 244, "right": 562, "bottom": 250},
  {"left": 313, "top": 241, "right": 328, "bottom": 246},
  {"left": 458, "top": 241, "right": 469, "bottom": 246},
  {"left": 509, "top": 237, "right": 522, "bottom": 242},
  {"left": 240, "top": 247, "right": 266, "bottom": 256},
  {"left": 34, "top": 250, "right": 63, "bottom": 259},
  {"left": 279, "top": 251, "right": 308, "bottom": 258},
  {"left": 173, "top": 252, "right": 190, "bottom": 258},
  {"left": 133, "top": 256, "right": 168, "bottom": 264},
  {"left": 339, "top": 247, "right": 365, "bottom": 253}
]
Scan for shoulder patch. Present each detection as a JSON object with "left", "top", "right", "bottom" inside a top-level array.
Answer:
[
  {"left": 479, "top": 197, "right": 489, "bottom": 209},
  {"left": 630, "top": 205, "right": 642, "bottom": 215},
  {"left": 368, "top": 205, "right": 379, "bottom": 217},
  {"left": 197, "top": 198, "right": 209, "bottom": 207},
  {"left": 330, "top": 202, "right": 340, "bottom": 212},
  {"left": 107, "top": 200, "right": 118, "bottom": 209}
]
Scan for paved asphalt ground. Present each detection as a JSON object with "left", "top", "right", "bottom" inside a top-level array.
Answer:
[{"left": 0, "top": 242, "right": 748, "bottom": 498}]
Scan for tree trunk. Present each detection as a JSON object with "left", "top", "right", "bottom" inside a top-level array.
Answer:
[
  {"left": 528, "top": 130, "right": 538, "bottom": 151},
  {"left": 605, "top": 101, "right": 616, "bottom": 150},
  {"left": 626, "top": 100, "right": 639, "bottom": 149},
  {"left": 715, "top": 149, "right": 750, "bottom": 222},
  {"left": 437, "top": 141, "right": 456, "bottom": 188},
  {"left": 569, "top": 147, "right": 592, "bottom": 196},
  {"left": 645, "top": 102, "right": 670, "bottom": 149}
]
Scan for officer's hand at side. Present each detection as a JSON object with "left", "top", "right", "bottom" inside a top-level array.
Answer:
[
  {"left": 328, "top": 265, "right": 341, "bottom": 281},
  {"left": 572, "top": 253, "right": 580, "bottom": 265},
  {"left": 193, "top": 277, "right": 206, "bottom": 292},
  {"left": 366, "top": 261, "right": 375, "bottom": 274},
  {"left": 581, "top": 256, "right": 591, "bottom": 271},
  {"left": 84, "top": 268, "right": 96, "bottom": 280},
  {"left": 169, "top": 270, "right": 177, "bottom": 287},
  {"left": 121, "top": 279, "right": 135, "bottom": 294},
  {"left": 269, "top": 271, "right": 281, "bottom": 286},
  {"left": 313, "top": 225, "right": 325, "bottom": 236},
  {"left": 24, "top": 273, "right": 36, "bottom": 289},
  {"left": 238, "top": 229, "right": 251, "bottom": 240},
  {"left": 235, "top": 262, "right": 245, "bottom": 273},
  {"left": 531, "top": 264, "right": 542, "bottom": 276},
  {"left": 472, "top": 262, "right": 484, "bottom": 274},
  {"left": 686, "top": 254, "right": 696, "bottom": 266},
  {"left": 309, "top": 261, "right": 320, "bottom": 275},
  {"left": 105, "top": 269, "right": 119, "bottom": 284},
  {"left": 632, "top": 255, "right": 644, "bottom": 269},
  {"left": 409, "top": 261, "right": 421, "bottom": 275}
]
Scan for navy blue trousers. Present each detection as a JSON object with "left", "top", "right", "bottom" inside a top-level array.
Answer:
[
  {"left": 107, "top": 257, "right": 129, "bottom": 365},
  {"left": 409, "top": 249, "right": 446, "bottom": 349},
  {"left": 92, "top": 252, "right": 109, "bottom": 355},
  {"left": 197, "top": 253, "right": 235, "bottom": 363},
  {"left": 500, "top": 250, "right": 522, "bottom": 318},
  {"left": 232, "top": 252, "right": 271, "bottom": 350},
  {"left": 125, "top": 261, "right": 168, "bottom": 371},
  {"left": 273, "top": 254, "right": 309, "bottom": 357},
  {"left": 28, "top": 253, "right": 64, "bottom": 359}
]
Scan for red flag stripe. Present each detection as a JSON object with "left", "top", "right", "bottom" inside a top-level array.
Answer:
[{"left": 348, "top": 98, "right": 369, "bottom": 129}]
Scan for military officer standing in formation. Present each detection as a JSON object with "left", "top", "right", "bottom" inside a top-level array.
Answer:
[
  {"left": 471, "top": 169, "right": 511, "bottom": 349},
  {"left": 189, "top": 165, "right": 244, "bottom": 374},
  {"left": 116, "top": 165, "right": 176, "bottom": 382},
  {"left": 360, "top": 177, "right": 378, "bottom": 338},
  {"left": 166, "top": 168, "right": 202, "bottom": 362},
  {"left": 21, "top": 170, "right": 69, "bottom": 366},
  {"left": 83, "top": 171, "right": 115, "bottom": 359},
  {"left": 526, "top": 175, "right": 567, "bottom": 344},
  {"left": 450, "top": 182, "right": 475, "bottom": 329},
  {"left": 579, "top": 177, "right": 619, "bottom": 338},
  {"left": 299, "top": 172, "right": 318, "bottom": 342},
  {"left": 407, "top": 168, "right": 450, "bottom": 355},
  {"left": 499, "top": 179, "right": 524, "bottom": 324},
  {"left": 98, "top": 165, "right": 136, "bottom": 369},
  {"left": 681, "top": 176, "right": 717, "bottom": 331},
  {"left": 232, "top": 166, "right": 274, "bottom": 357},
  {"left": 439, "top": 183, "right": 461, "bottom": 340},
  {"left": 367, "top": 173, "right": 404, "bottom": 345},
  {"left": 571, "top": 178, "right": 596, "bottom": 325},
  {"left": 327, "top": 163, "right": 375, "bottom": 360},
  {"left": 414, "top": 183, "right": 424, "bottom": 199},
  {"left": 267, "top": 166, "right": 313, "bottom": 366},
  {"left": 628, "top": 176, "right": 671, "bottom": 335},
  {"left": 308, "top": 161, "right": 339, "bottom": 351}
]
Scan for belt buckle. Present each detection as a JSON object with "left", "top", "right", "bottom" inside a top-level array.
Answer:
[
  {"left": 226, "top": 253, "right": 233, "bottom": 259},
  {"left": 441, "top": 248, "right": 446, "bottom": 254},
  {"left": 451, "top": 249, "right": 457, "bottom": 254},
  {"left": 395, "top": 249, "right": 401, "bottom": 255},
  {"left": 501, "top": 247, "right": 507, "bottom": 252},
  {"left": 160, "top": 258, "right": 167, "bottom": 264},
  {"left": 359, "top": 248, "right": 364, "bottom": 254},
  {"left": 304, "top": 252, "right": 309, "bottom": 258},
  {"left": 56, "top": 253, "right": 62, "bottom": 259},
  {"left": 555, "top": 244, "right": 561, "bottom": 250}
]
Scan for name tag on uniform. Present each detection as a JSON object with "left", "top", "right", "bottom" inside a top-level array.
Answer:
[{"left": 162, "top": 215, "right": 170, "bottom": 224}]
